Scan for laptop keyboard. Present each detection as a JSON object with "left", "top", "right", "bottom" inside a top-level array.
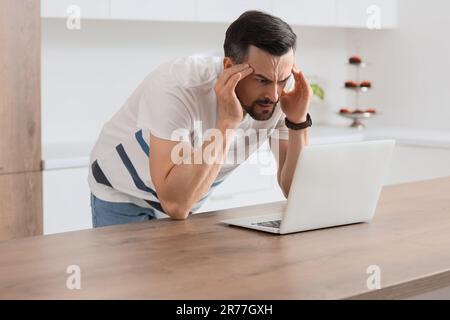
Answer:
[{"left": 252, "top": 220, "right": 282, "bottom": 228}]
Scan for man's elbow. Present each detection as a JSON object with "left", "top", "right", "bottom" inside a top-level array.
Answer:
[{"left": 160, "top": 199, "right": 191, "bottom": 220}]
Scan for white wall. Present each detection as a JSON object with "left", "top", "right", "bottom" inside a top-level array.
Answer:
[
  {"left": 41, "top": 19, "right": 351, "bottom": 145},
  {"left": 42, "top": 0, "right": 450, "bottom": 145},
  {"left": 346, "top": 0, "right": 450, "bottom": 131}
]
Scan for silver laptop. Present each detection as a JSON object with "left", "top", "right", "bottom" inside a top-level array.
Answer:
[{"left": 221, "top": 139, "right": 395, "bottom": 234}]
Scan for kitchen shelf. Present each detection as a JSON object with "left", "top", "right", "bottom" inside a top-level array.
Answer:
[{"left": 343, "top": 86, "right": 372, "bottom": 92}]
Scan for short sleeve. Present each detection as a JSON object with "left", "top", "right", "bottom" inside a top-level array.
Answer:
[{"left": 136, "top": 82, "right": 193, "bottom": 143}]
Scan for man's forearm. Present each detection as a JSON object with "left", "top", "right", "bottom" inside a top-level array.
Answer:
[
  {"left": 161, "top": 120, "right": 236, "bottom": 218},
  {"left": 279, "top": 128, "right": 309, "bottom": 197}
]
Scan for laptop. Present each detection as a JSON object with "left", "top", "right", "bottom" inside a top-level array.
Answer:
[{"left": 221, "top": 139, "right": 396, "bottom": 234}]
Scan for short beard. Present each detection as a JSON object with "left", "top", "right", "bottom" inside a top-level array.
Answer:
[{"left": 240, "top": 98, "right": 279, "bottom": 121}]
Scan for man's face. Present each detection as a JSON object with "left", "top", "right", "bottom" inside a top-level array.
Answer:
[{"left": 229, "top": 45, "right": 295, "bottom": 121}]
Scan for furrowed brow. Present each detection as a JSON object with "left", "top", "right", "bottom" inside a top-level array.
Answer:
[{"left": 254, "top": 73, "right": 291, "bottom": 83}]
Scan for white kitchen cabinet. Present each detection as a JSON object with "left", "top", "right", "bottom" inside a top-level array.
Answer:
[
  {"left": 43, "top": 167, "right": 92, "bottom": 234},
  {"left": 41, "top": 0, "right": 110, "bottom": 19},
  {"left": 196, "top": 0, "right": 272, "bottom": 23},
  {"left": 200, "top": 141, "right": 450, "bottom": 213},
  {"left": 273, "top": 0, "right": 337, "bottom": 27},
  {"left": 199, "top": 143, "right": 450, "bottom": 214},
  {"left": 385, "top": 144, "right": 450, "bottom": 185},
  {"left": 41, "top": 0, "right": 397, "bottom": 29},
  {"left": 110, "top": 0, "right": 196, "bottom": 22},
  {"left": 42, "top": 139, "right": 450, "bottom": 233},
  {"left": 336, "top": 0, "right": 397, "bottom": 29},
  {"left": 198, "top": 145, "right": 285, "bottom": 213}
]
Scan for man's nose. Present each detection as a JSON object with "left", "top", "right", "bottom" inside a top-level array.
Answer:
[{"left": 264, "top": 83, "right": 279, "bottom": 104}]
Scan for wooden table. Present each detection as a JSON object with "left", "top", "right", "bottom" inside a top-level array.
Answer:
[{"left": 1, "top": 177, "right": 450, "bottom": 299}]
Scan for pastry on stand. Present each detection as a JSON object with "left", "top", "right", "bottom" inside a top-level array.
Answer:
[{"left": 338, "top": 56, "right": 377, "bottom": 129}]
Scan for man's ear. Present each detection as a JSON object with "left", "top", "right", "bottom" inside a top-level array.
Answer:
[{"left": 223, "top": 57, "right": 234, "bottom": 70}]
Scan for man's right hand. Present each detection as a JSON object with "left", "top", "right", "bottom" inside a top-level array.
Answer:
[
  {"left": 214, "top": 63, "right": 253, "bottom": 128},
  {"left": 151, "top": 64, "right": 253, "bottom": 220}
]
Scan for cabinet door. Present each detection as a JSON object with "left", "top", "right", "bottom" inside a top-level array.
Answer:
[
  {"left": 0, "top": 0, "right": 41, "bottom": 174},
  {"left": 336, "top": 0, "right": 397, "bottom": 29},
  {"left": 43, "top": 167, "right": 92, "bottom": 234},
  {"left": 41, "top": 0, "right": 110, "bottom": 19},
  {"left": 0, "top": 172, "right": 43, "bottom": 241},
  {"left": 386, "top": 145, "right": 450, "bottom": 185},
  {"left": 272, "top": 0, "right": 336, "bottom": 27},
  {"left": 110, "top": 0, "right": 196, "bottom": 22},
  {"left": 196, "top": 0, "right": 272, "bottom": 23}
]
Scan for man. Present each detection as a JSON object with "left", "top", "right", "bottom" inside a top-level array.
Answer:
[{"left": 88, "top": 10, "right": 312, "bottom": 227}]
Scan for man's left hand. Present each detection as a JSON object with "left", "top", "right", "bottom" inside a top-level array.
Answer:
[{"left": 280, "top": 65, "right": 313, "bottom": 123}]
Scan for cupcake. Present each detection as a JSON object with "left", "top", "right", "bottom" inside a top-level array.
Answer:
[
  {"left": 349, "top": 56, "right": 362, "bottom": 64},
  {"left": 345, "top": 80, "right": 358, "bottom": 88},
  {"left": 360, "top": 81, "right": 372, "bottom": 88}
]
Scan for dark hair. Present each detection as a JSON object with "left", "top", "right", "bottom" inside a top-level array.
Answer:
[{"left": 224, "top": 10, "right": 297, "bottom": 63}]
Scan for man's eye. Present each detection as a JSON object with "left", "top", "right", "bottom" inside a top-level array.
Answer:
[{"left": 257, "top": 79, "right": 270, "bottom": 84}]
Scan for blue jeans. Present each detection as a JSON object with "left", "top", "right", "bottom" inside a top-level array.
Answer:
[{"left": 90, "top": 193, "right": 156, "bottom": 228}]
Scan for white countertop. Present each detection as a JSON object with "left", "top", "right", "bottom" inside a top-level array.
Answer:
[
  {"left": 42, "top": 140, "right": 96, "bottom": 170},
  {"left": 41, "top": 125, "right": 450, "bottom": 170},
  {"left": 364, "top": 127, "right": 450, "bottom": 149}
]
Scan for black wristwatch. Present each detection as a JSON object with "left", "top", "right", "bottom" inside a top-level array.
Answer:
[{"left": 285, "top": 113, "right": 312, "bottom": 130}]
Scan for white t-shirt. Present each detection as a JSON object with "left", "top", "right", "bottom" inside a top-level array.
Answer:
[{"left": 88, "top": 53, "right": 291, "bottom": 215}]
